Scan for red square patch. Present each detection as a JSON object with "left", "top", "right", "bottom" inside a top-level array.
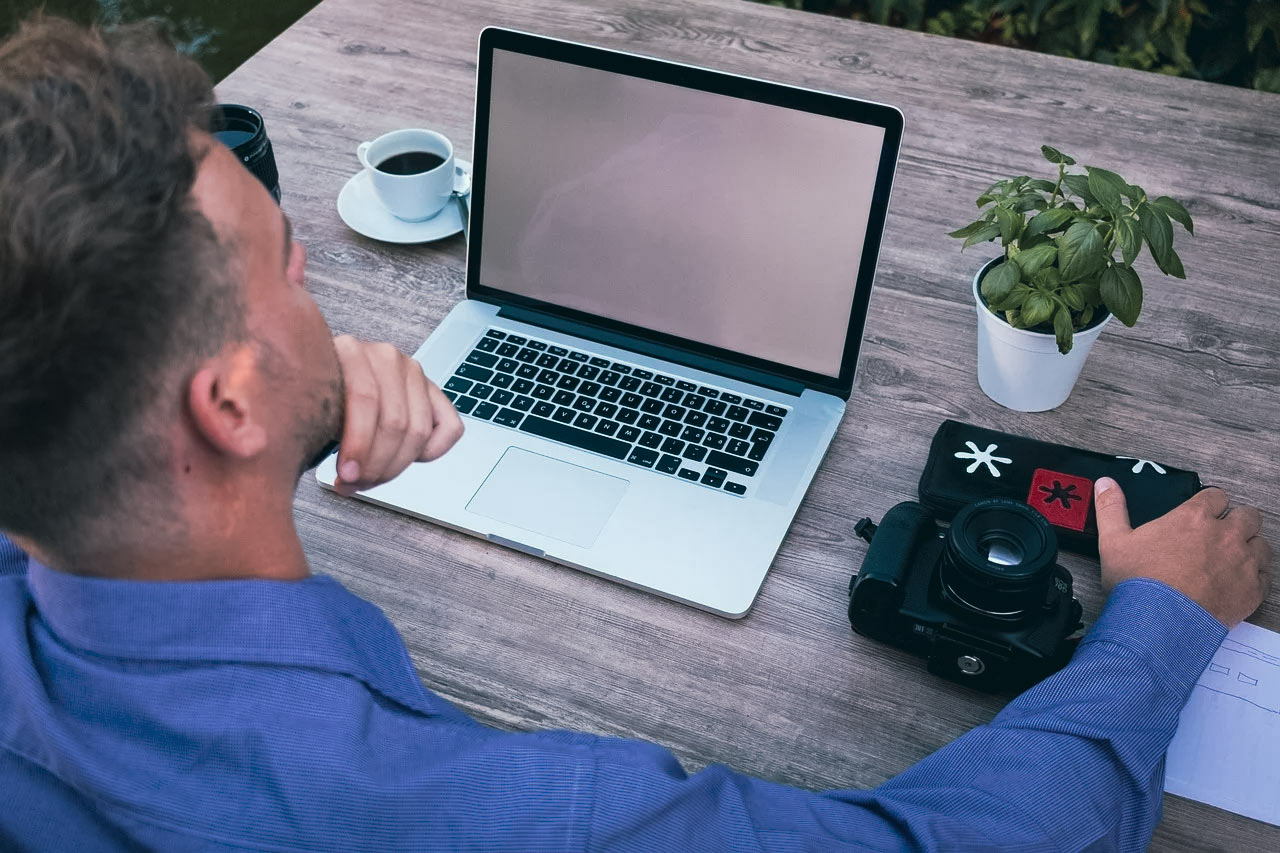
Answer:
[{"left": 1028, "top": 469, "right": 1093, "bottom": 531}]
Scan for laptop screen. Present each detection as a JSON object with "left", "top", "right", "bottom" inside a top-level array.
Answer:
[{"left": 473, "top": 36, "right": 899, "bottom": 386}]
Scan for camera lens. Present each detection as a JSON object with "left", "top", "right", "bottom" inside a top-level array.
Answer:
[
  {"left": 214, "top": 104, "right": 280, "bottom": 202},
  {"left": 940, "top": 498, "right": 1058, "bottom": 619}
]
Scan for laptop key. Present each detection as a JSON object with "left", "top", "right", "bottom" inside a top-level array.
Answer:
[
  {"left": 573, "top": 412, "right": 597, "bottom": 430},
  {"left": 729, "top": 423, "right": 752, "bottom": 439},
  {"left": 598, "top": 371, "right": 620, "bottom": 386},
  {"left": 471, "top": 384, "right": 494, "bottom": 400},
  {"left": 658, "top": 420, "right": 683, "bottom": 437},
  {"left": 640, "top": 399, "right": 664, "bottom": 415},
  {"left": 720, "top": 393, "right": 742, "bottom": 404},
  {"left": 727, "top": 439, "right": 751, "bottom": 456},
  {"left": 766, "top": 404, "right": 788, "bottom": 417},
  {"left": 638, "top": 431, "right": 662, "bottom": 449},
  {"left": 513, "top": 379, "right": 535, "bottom": 394},
  {"left": 568, "top": 351, "right": 589, "bottom": 362},
  {"left": 466, "top": 350, "right": 499, "bottom": 367},
  {"left": 661, "top": 437, "right": 685, "bottom": 455},
  {"left": 485, "top": 329, "right": 506, "bottom": 340},
  {"left": 678, "top": 468, "right": 700, "bottom": 481},
  {"left": 618, "top": 425, "right": 642, "bottom": 442},
  {"left": 663, "top": 404, "right": 686, "bottom": 420},
  {"left": 491, "top": 390, "right": 514, "bottom": 406},
  {"left": 595, "top": 420, "right": 620, "bottom": 437},
  {"left": 511, "top": 395, "right": 535, "bottom": 412},
  {"left": 577, "top": 365, "right": 600, "bottom": 380},
  {"left": 617, "top": 408, "right": 639, "bottom": 425},
  {"left": 747, "top": 412, "right": 783, "bottom": 431},
  {"left": 638, "top": 414, "right": 661, "bottom": 430},
  {"left": 548, "top": 345, "right": 568, "bottom": 356},
  {"left": 723, "top": 481, "right": 747, "bottom": 495},
  {"left": 532, "top": 385, "right": 554, "bottom": 400},
  {"left": 557, "top": 359, "right": 578, "bottom": 374},
  {"left": 632, "top": 368, "right": 653, "bottom": 380},
  {"left": 536, "top": 353, "right": 559, "bottom": 368},
  {"left": 519, "top": 416, "right": 629, "bottom": 461},
  {"left": 526, "top": 340, "right": 547, "bottom": 351},
  {"left": 654, "top": 375, "right": 675, "bottom": 386},
  {"left": 682, "top": 394, "right": 706, "bottom": 409},
  {"left": 589, "top": 356, "right": 611, "bottom": 368},
  {"left": 628, "top": 447, "right": 659, "bottom": 468},
  {"left": 707, "top": 450, "right": 757, "bottom": 477},
  {"left": 475, "top": 337, "right": 499, "bottom": 352},
  {"left": 492, "top": 408, "right": 522, "bottom": 428},
  {"left": 744, "top": 399, "right": 764, "bottom": 410},
  {"left": 682, "top": 444, "right": 707, "bottom": 462},
  {"left": 726, "top": 405, "right": 749, "bottom": 421},
  {"left": 573, "top": 396, "right": 596, "bottom": 412},
  {"left": 454, "top": 363, "right": 493, "bottom": 383},
  {"left": 533, "top": 401, "right": 555, "bottom": 417},
  {"left": 707, "top": 417, "right": 730, "bottom": 433},
  {"left": 747, "top": 444, "right": 767, "bottom": 462},
  {"left": 497, "top": 343, "right": 520, "bottom": 357},
  {"left": 705, "top": 433, "right": 727, "bottom": 450},
  {"left": 618, "top": 376, "right": 641, "bottom": 392},
  {"left": 537, "top": 370, "right": 559, "bottom": 385},
  {"left": 516, "top": 364, "right": 539, "bottom": 379},
  {"left": 676, "top": 380, "right": 697, "bottom": 392},
  {"left": 599, "top": 387, "right": 622, "bottom": 403},
  {"left": 557, "top": 375, "right": 580, "bottom": 391},
  {"left": 681, "top": 426, "right": 705, "bottom": 444},
  {"left": 620, "top": 392, "right": 642, "bottom": 408},
  {"left": 684, "top": 410, "right": 708, "bottom": 427},
  {"left": 657, "top": 454, "right": 681, "bottom": 474},
  {"left": 506, "top": 335, "right": 527, "bottom": 346},
  {"left": 473, "top": 402, "right": 498, "bottom": 421},
  {"left": 443, "top": 390, "right": 457, "bottom": 403},
  {"left": 704, "top": 400, "right": 727, "bottom": 416},
  {"left": 491, "top": 373, "right": 514, "bottom": 389},
  {"left": 454, "top": 395, "right": 478, "bottom": 414},
  {"left": 578, "top": 381, "right": 602, "bottom": 397},
  {"left": 552, "top": 407, "right": 576, "bottom": 423},
  {"left": 701, "top": 467, "right": 727, "bottom": 488},
  {"left": 660, "top": 387, "right": 683, "bottom": 404},
  {"left": 496, "top": 358, "right": 518, "bottom": 373},
  {"left": 698, "top": 387, "right": 719, "bottom": 398},
  {"left": 611, "top": 363, "right": 631, "bottom": 374},
  {"left": 595, "top": 402, "right": 618, "bottom": 419},
  {"left": 752, "top": 429, "right": 775, "bottom": 445},
  {"left": 639, "top": 382, "right": 662, "bottom": 397},
  {"left": 444, "top": 376, "right": 473, "bottom": 393}
]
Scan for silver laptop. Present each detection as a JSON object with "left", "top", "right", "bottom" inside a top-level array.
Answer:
[{"left": 318, "top": 28, "right": 903, "bottom": 618}]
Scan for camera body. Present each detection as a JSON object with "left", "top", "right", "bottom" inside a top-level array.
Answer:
[{"left": 849, "top": 498, "right": 1082, "bottom": 693}]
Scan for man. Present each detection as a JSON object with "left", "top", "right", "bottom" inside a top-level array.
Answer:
[{"left": 0, "top": 17, "right": 1272, "bottom": 852}]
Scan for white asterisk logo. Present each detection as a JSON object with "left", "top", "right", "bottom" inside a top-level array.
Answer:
[
  {"left": 1116, "top": 456, "right": 1167, "bottom": 474},
  {"left": 955, "top": 441, "right": 1013, "bottom": 477}
]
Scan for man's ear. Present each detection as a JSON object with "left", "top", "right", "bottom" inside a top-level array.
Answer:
[{"left": 186, "top": 345, "right": 269, "bottom": 459}]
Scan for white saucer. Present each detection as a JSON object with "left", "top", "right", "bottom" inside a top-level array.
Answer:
[{"left": 337, "top": 159, "right": 471, "bottom": 244}]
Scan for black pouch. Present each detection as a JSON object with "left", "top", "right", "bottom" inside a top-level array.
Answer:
[{"left": 917, "top": 420, "right": 1202, "bottom": 557}]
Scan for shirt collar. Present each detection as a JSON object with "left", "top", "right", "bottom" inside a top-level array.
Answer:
[{"left": 26, "top": 560, "right": 439, "bottom": 717}]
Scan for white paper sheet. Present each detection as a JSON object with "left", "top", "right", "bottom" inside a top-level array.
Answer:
[{"left": 1164, "top": 621, "right": 1280, "bottom": 825}]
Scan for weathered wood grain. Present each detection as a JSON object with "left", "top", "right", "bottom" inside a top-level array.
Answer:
[{"left": 219, "top": 0, "right": 1280, "bottom": 849}]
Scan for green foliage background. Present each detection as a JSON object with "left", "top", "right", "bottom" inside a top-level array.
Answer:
[{"left": 756, "top": 1, "right": 1280, "bottom": 93}]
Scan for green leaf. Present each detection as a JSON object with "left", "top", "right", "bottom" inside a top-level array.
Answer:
[
  {"left": 1100, "top": 265, "right": 1143, "bottom": 326},
  {"left": 1023, "top": 208, "right": 1074, "bottom": 239},
  {"left": 1022, "top": 292, "right": 1054, "bottom": 327},
  {"left": 1013, "top": 243, "right": 1058, "bottom": 276},
  {"left": 1041, "top": 145, "right": 1076, "bottom": 166},
  {"left": 1006, "top": 308, "right": 1023, "bottom": 328},
  {"left": 1150, "top": 195, "right": 1194, "bottom": 235},
  {"left": 1157, "top": 246, "right": 1186, "bottom": 279},
  {"left": 1087, "top": 167, "right": 1129, "bottom": 208},
  {"left": 948, "top": 220, "right": 988, "bottom": 239},
  {"left": 1060, "top": 283, "right": 1087, "bottom": 311},
  {"left": 976, "top": 193, "right": 999, "bottom": 208},
  {"left": 962, "top": 222, "right": 1001, "bottom": 249},
  {"left": 1138, "top": 202, "right": 1174, "bottom": 269},
  {"left": 994, "top": 206, "right": 1023, "bottom": 246},
  {"left": 1053, "top": 305, "right": 1074, "bottom": 354},
  {"left": 1032, "top": 266, "right": 1062, "bottom": 290},
  {"left": 980, "top": 260, "right": 1020, "bottom": 305},
  {"left": 1080, "top": 304, "right": 1095, "bottom": 327},
  {"left": 1114, "top": 216, "right": 1141, "bottom": 266},
  {"left": 1061, "top": 173, "right": 1097, "bottom": 205},
  {"left": 1057, "top": 221, "right": 1106, "bottom": 282},
  {"left": 1027, "top": 179, "right": 1058, "bottom": 193}
]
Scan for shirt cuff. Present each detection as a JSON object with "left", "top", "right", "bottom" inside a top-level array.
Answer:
[{"left": 1081, "top": 577, "right": 1228, "bottom": 700}]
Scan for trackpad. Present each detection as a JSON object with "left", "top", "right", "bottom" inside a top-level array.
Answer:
[{"left": 466, "top": 447, "right": 629, "bottom": 548}]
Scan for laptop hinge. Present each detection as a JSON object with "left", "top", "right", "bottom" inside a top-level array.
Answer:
[{"left": 496, "top": 305, "right": 806, "bottom": 397}]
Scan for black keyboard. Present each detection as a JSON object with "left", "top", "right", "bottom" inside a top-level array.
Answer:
[{"left": 441, "top": 328, "right": 791, "bottom": 497}]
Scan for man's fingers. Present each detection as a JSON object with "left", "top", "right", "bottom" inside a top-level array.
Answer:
[
  {"left": 357, "top": 343, "right": 411, "bottom": 486},
  {"left": 1094, "top": 477, "right": 1132, "bottom": 541},
  {"left": 1230, "top": 505, "right": 1263, "bottom": 540},
  {"left": 1194, "top": 487, "right": 1230, "bottom": 519},
  {"left": 379, "top": 360, "right": 434, "bottom": 482},
  {"left": 333, "top": 336, "right": 378, "bottom": 494},
  {"left": 419, "top": 379, "right": 463, "bottom": 462}
]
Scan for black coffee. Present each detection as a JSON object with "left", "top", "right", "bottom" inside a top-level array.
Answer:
[{"left": 375, "top": 151, "right": 445, "bottom": 175}]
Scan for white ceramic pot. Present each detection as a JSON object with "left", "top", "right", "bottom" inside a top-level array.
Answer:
[{"left": 973, "top": 257, "right": 1112, "bottom": 412}]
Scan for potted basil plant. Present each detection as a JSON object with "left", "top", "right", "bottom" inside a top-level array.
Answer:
[{"left": 949, "top": 145, "right": 1193, "bottom": 412}]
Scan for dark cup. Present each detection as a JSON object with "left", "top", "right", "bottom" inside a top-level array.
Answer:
[{"left": 214, "top": 104, "right": 281, "bottom": 202}]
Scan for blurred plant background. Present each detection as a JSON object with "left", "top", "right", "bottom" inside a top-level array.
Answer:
[
  {"left": 756, "top": 1, "right": 1280, "bottom": 92},
  {"left": 0, "top": 0, "right": 321, "bottom": 81}
]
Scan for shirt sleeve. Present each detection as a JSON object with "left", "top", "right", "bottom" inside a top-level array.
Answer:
[
  {"left": 0, "top": 535, "right": 28, "bottom": 577},
  {"left": 587, "top": 578, "right": 1226, "bottom": 852}
]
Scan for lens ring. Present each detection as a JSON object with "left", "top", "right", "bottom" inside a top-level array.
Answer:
[
  {"left": 941, "top": 498, "right": 1058, "bottom": 619},
  {"left": 214, "top": 104, "right": 280, "bottom": 201}
]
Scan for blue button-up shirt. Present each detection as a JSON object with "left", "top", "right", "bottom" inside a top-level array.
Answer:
[{"left": 0, "top": 551, "right": 1224, "bottom": 851}]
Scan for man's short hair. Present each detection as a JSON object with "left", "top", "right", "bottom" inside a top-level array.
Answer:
[{"left": 0, "top": 17, "right": 244, "bottom": 554}]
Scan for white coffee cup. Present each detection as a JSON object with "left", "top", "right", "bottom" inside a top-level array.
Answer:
[{"left": 357, "top": 128, "right": 463, "bottom": 222}]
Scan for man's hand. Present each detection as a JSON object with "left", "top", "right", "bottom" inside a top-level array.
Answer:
[
  {"left": 331, "top": 335, "right": 463, "bottom": 497},
  {"left": 1095, "top": 477, "right": 1273, "bottom": 627}
]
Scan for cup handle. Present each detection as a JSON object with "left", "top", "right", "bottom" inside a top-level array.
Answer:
[
  {"left": 357, "top": 141, "right": 371, "bottom": 169},
  {"left": 453, "top": 165, "right": 472, "bottom": 196}
]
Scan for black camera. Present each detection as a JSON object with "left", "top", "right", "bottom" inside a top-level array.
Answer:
[{"left": 849, "top": 498, "right": 1083, "bottom": 693}]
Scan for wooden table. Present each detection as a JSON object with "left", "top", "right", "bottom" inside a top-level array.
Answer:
[{"left": 217, "top": 0, "right": 1280, "bottom": 848}]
